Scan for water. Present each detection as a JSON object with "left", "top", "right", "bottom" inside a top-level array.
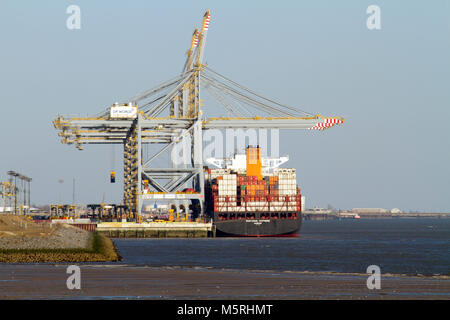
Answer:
[{"left": 112, "top": 218, "right": 450, "bottom": 276}]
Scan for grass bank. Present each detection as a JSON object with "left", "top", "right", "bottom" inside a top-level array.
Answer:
[{"left": 0, "top": 232, "right": 120, "bottom": 263}]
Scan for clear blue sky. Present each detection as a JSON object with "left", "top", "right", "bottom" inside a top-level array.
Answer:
[{"left": 0, "top": 0, "right": 449, "bottom": 211}]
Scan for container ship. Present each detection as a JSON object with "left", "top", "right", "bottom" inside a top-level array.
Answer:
[{"left": 205, "top": 146, "right": 302, "bottom": 237}]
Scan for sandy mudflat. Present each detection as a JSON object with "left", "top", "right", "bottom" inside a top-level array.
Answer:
[{"left": 0, "top": 264, "right": 448, "bottom": 299}]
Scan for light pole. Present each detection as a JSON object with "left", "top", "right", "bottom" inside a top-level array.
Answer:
[
  {"left": 72, "top": 178, "right": 76, "bottom": 216},
  {"left": 58, "top": 179, "right": 64, "bottom": 204},
  {"left": 7, "top": 171, "right": 19, "bottom": 214},
  {"left": 7, "top": 171, "right": 31, "bottom": 215}
]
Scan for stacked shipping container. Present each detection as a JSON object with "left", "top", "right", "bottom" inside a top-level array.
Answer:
[{"left": 207, "top": 168, "right": 301, "bottom": 219}]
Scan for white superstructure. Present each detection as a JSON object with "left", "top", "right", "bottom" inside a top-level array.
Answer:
[{"left": 206, "top": 153, "right": 289, "bottom": 175}]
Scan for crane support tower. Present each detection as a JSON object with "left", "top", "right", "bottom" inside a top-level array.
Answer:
[
  {"left": 53, "top": 10, "right": 344, "bottom": 221},
  {"left": 2, "top": 171, "right": 32, "bottom": 215}
]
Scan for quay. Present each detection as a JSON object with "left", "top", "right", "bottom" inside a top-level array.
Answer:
[{"left": 95, "top": 221, "right": 215, "bottom": 238}]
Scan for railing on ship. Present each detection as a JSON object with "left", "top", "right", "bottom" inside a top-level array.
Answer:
[{"left": 213, "top": 195, "right": 300, "bottom": 221}]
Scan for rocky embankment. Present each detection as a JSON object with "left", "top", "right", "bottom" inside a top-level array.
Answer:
[{"left": 0, "top": 215, "right": 119, "bottom": 262}]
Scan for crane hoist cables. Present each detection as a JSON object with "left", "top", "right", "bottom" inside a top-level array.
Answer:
[
  {"left": 223, "top": 92, "right": 253, "bottom": 117},
  {"left": 139, "top": 94, "right": 167, "bottom": 112},
  {"left": 131, "top": 72, "right": 191, "bottom": 103},
  {"left": 200, "top": 72, "right": 294, "bottom": 116},
  {"left": 110, "top": 144, "right": 116, "bottom": 183},
  {"left": 201, "top": 77, "right": 288, "bottom": 117},
  {"left": 202, "top": 77, "right": 276, "bottom": 117},
  {"left": 204, "top": 66, "right": 314, "bottom": 117},
  {"left": 203, "top": 82, "right": 246, "bottom": 117},
  {"left": 146, "top": 73, "right": 195, "bottom": 117},
  {"left": 94, "top": 73, "right": 193, "bottom": 118},
  {"left": 200, "top": 74, "right": 294, "bottom": 117},
  {"left": 202, "top": 70, "right": 303, "bottom": 117}
]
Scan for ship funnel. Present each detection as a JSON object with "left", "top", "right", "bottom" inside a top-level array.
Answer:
[{"left": 246, "top": 145, "right": 262, "bottom": 180}]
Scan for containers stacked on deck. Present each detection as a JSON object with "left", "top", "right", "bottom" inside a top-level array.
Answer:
[
  {"left": 205, "top": 146, "right": 302, "bottom": 236},
  {"left": 208, "top": 169, "right": 301, "bottom": 214},
  {"left": 275, "top": 168, "right": 297, "bottom": 196},
  {"left": 209, "top": 168, "right": 231, "bottom": 180}
]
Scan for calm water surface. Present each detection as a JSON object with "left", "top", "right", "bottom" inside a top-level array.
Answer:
[{"left": 112, "top": 218, "right": 450, "bottom": 276}]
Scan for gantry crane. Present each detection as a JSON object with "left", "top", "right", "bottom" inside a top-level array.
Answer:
[
  {"left": 0, "top": 181, "right": 13, "bottom": 212},
  {"left": 53, "top": 10, "right": 344, "bottom": 221},
  {"left": 1, "top": 171, "right": 32, "bottom": 214}
]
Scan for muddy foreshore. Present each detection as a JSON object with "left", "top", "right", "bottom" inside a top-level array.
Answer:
[{"left": 0, "top": 264, "right": 448, "bottom": 299}]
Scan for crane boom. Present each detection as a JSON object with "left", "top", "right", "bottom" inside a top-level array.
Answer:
[
  {"left": 183, "top": 28, "right": 199, "bottom": 72},
  {"left": 194, "top": 10, "right": 211, "bottom": 68}
]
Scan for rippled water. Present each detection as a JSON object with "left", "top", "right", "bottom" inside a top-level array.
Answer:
[{"left": 112, "top": 218, "right": 450, "bottom": 276}]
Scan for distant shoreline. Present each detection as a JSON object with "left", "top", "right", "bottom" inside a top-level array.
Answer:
[{"left": 303, "top": 212, "right": 450, "bottom": 220}]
